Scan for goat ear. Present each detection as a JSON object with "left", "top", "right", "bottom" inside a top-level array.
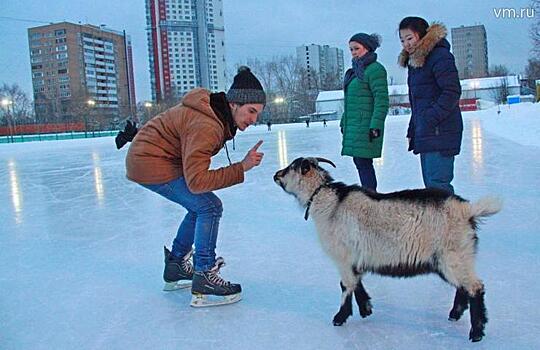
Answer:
[{"left": 301, "top": 159, "right": 312, "bottom": 175}]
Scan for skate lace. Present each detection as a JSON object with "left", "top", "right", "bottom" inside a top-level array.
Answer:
[
  {"left": 182, "top": 249, "right": 194, "bottom": 275},
  {"left": 207, "top": 257, "right": 230, "bottom": 287}
]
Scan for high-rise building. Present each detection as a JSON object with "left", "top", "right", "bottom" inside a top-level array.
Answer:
[
  {"left": 451, "top": 25, "right": 489, "bottom": 79},
  {"left": 28, "top": 22, "right": 136, "bottom": 124},
  {"left": 296, "top": 44, "right": 344, "bottom": 89},
  {"left": 145, "top": 0, "right": 226, "bottom": 102}
]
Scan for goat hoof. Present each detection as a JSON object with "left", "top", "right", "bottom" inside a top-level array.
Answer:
[
  {"left": 333, "top": 312, "right": 351, "bottom": 326},
  {"left": 359, "top": 301, "right": 373, "bottom": 318},
  {"left": 448, "top": 306, "right": 466, "bottom": 321},
  {"left": 469, "top": 329, "right": 484, "bottom": 342}
]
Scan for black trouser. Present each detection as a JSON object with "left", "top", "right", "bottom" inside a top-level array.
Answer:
[{"left": 353, "top": 157, "right": 377, "bottom": 191}]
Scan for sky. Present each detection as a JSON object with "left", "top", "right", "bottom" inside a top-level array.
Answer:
[
  {"left": 2, "top": 102, "right": 540, "bottom": 349},
  {"left": 0, "top": 0, "right": 536, "bottom": 102}
]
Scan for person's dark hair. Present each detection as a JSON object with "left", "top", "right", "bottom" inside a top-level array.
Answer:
[{"left": 399, "top": 17, "right": 429, "bottom": 39}]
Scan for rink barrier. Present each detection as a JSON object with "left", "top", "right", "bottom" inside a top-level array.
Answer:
[{"left": 0, "top": 130, "right": 118, "bottom": 144}]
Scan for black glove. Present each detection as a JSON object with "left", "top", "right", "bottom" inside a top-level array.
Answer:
[
  {"left": 124, "top": 120, "right": 138, "bottom": 139},
  {"left": 115, "top": 120, "right": 138, "bottom": 149},
  {"left": 368, "top": 128, "right": 380, "bottom": 142}
]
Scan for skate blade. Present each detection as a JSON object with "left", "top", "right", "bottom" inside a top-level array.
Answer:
[
  {"left": 163, "top": 281, "right": 192, "bottom": 291},
  {"left": 190, "top": 293, "right": 242, "bottom": 307}
]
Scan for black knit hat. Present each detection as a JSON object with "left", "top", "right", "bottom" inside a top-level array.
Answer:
[
  {"left": 226, "top": 66, "right": 266, "bottom": 105},
  {"left": 349, "top": 33, "right": 382, "bottom": 52}
]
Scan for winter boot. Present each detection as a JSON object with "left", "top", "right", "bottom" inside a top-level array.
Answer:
[
  {"left": 190, "top": 257, "right": 242, "bottom": 307},
  {"left": 163, "top": 246, "right": 193, "bottom": 291}
]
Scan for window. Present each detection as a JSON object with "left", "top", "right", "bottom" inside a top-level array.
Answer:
[
  {"left": 55, "top": 29, "right": 66, "bottom": 36},
  {"left": 58, "top": 68, "right": 68, "bottom": 74}
]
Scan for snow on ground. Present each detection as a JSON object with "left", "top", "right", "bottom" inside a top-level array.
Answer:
[{"left": 1, "top": 104, "right": 539, "bottom": 349}]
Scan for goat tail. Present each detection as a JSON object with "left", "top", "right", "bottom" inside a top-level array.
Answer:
[{"left": 470, "top": 196, "right": 502, "bottom": 218}]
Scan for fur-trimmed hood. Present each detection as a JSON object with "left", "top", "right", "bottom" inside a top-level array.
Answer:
[{"left": 398, "top": 23, "right": 448, "bottom": 68}]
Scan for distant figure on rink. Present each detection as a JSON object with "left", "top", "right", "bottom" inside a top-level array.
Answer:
[
  {"left": 125, "top": 66, "right": 266, "bottom": 307},
  {"left": 305, "top": 119, "right": 310, "bottom": 128},
  {"left": 267, "top": 121, "right": 272, "bottom": 131},
  {"left": 323, "top": 119, "right": 327, "bottom": 127}
]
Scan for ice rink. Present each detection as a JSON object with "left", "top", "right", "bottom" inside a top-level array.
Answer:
[{"left": 1, "top": 112, "right": 539, "bottom": 349}]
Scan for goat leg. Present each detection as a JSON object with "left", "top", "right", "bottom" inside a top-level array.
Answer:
[
  {"left": 448, "top": 287, "right": 469, "bottom": 321},
  {"left": 333, "top": 281, "right": 353, "bottom": 326},
  {"left": 354, "top": 279, "right": 373, "bottom": 318}
]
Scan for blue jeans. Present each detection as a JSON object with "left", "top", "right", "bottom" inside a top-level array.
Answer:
[
  {"left": 353, "top": 157, "right": 377, "bottom": 191},
  {"left": 420, "top": 152, "right": 455, "bottom": 194},
  {"left": 142, "top": 177, "right": 223, "bottom": 272}
]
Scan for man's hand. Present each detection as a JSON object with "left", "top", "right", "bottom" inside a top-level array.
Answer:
[{"left": 242, "top": 140, "right": 264, "bottom": 171}]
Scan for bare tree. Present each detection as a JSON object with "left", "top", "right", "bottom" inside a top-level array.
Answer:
[
  {"left": 525, "top": 58, "right": 540, "bottom": 80},
  {"left": 527, "top": 0, "right": 540, "bottom": 62},
  {"left": 235, "top": 56, "right": 319, "bottom": 123},
  {"left": 490, "top": 77, "right": 510, "bottom": 104},
  {"left": 488, "top": 64, "right": 510, "bottom": 77},
  {"left": 0, "top": 83, "right": 33, "bottom": 125}
]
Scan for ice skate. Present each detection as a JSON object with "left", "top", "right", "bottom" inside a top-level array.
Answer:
[
  {"left": 190, "top": 257, "right": 242, "bottom": 307},
  {"left": 163, "top": 246, "right": 193, "bottom": 291}
]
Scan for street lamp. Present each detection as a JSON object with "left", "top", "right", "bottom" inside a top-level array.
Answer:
[
  {"left": 470, "top": 81, "right": 480, "bottom": 99},
  {"left": 85, "top": 99, "right": 96, "bottom": 137},
  {"left": 1, "top": 98, "right": 14, "bottom": 143},
  {"left": 142, "top": 101, "right": 153, "bottom": 123}
]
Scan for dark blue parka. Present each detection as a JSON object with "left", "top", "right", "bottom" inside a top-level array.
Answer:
[{"left": 398, "top": 24, "right": 463, "bottom": 156}]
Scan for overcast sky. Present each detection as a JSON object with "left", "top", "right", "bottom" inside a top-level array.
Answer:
[{"left": 0, "top": 0, "right": 536, "bottom": 102}]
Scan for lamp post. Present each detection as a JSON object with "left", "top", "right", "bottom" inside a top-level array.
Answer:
[
  {"left": 143, "top": 101, "right": 153, "bottom": 123},
  {"left": 1, "top": 98, "right": 14, "bottom": 143},
  {"left": 85, "top": 99, "right": 95, "bottom": 138},
  {"left": 470, "top": 81, "right": 480, "bottom": 99},
  {"left": 273, "top": 96, "right": 286, "bottom": 123}
]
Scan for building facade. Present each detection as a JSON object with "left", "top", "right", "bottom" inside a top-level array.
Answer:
[
  {"left": 145, "top": 0, "right": 226, "bottom": 102},
  {"left": 451, "top": 25, "right": 489, "bottom": 79},
  {"left": 28, "top": 22, "right": 136, "bottom": 125},
  {"left": 296, "top": 44, "right": 344, "bottom": 89}
]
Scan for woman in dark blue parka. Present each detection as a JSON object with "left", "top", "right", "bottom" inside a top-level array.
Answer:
[{"left": 398, "top": 17, "right": 463, "bottom": 194}]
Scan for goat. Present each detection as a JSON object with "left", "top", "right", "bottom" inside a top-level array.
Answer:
[{"left": 273, "top": 157, "right": 501, "bottom": 342}]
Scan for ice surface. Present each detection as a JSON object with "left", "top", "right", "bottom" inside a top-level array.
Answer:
[{"left": 1, "top": 105, "right": 540, "bottom": 349}]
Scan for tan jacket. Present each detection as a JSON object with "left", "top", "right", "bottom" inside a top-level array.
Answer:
[{"left": 126, "top": 88, "right": 244, "bottom": 193}]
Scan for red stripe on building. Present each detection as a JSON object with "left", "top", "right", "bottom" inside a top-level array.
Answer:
[
  {"left": 150, "top": 0, "right": 162, "bottom": 101},
  {"left": 159, "top": 0, "right": 171, "bottom": 98}
]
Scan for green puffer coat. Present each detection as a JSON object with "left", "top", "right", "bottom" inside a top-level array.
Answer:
[{"left": 340, "top": 61, "right": 389, "bottom": 158}]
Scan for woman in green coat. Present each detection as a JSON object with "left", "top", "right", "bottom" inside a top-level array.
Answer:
[{"left": 341, "top": 33, "right": 389, "bottom": 191}]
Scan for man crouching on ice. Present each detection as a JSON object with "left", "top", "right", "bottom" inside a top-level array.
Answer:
[{"left": 125, "top": 66, "right": 265, "bottom": 307}]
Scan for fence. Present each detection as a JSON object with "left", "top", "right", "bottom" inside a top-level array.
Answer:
[{"left": 0, "top": 122, "right": 118, "bottom": 144}]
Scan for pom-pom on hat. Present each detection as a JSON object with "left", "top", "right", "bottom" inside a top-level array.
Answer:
[
  {"left": 226, "top": 66, "right": 266, "bottom": 105},
  {"left": 349, "top": 33, "right": 382, "bottom": 52}
]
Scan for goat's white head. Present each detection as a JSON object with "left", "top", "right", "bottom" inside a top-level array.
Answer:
[{"left": 274, "top": 157, "right": 336, "bottom": 203}]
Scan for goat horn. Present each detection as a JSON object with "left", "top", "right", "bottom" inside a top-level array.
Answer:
[{"left": 315, "top": 157, "right": 336, "bottom": 168}]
